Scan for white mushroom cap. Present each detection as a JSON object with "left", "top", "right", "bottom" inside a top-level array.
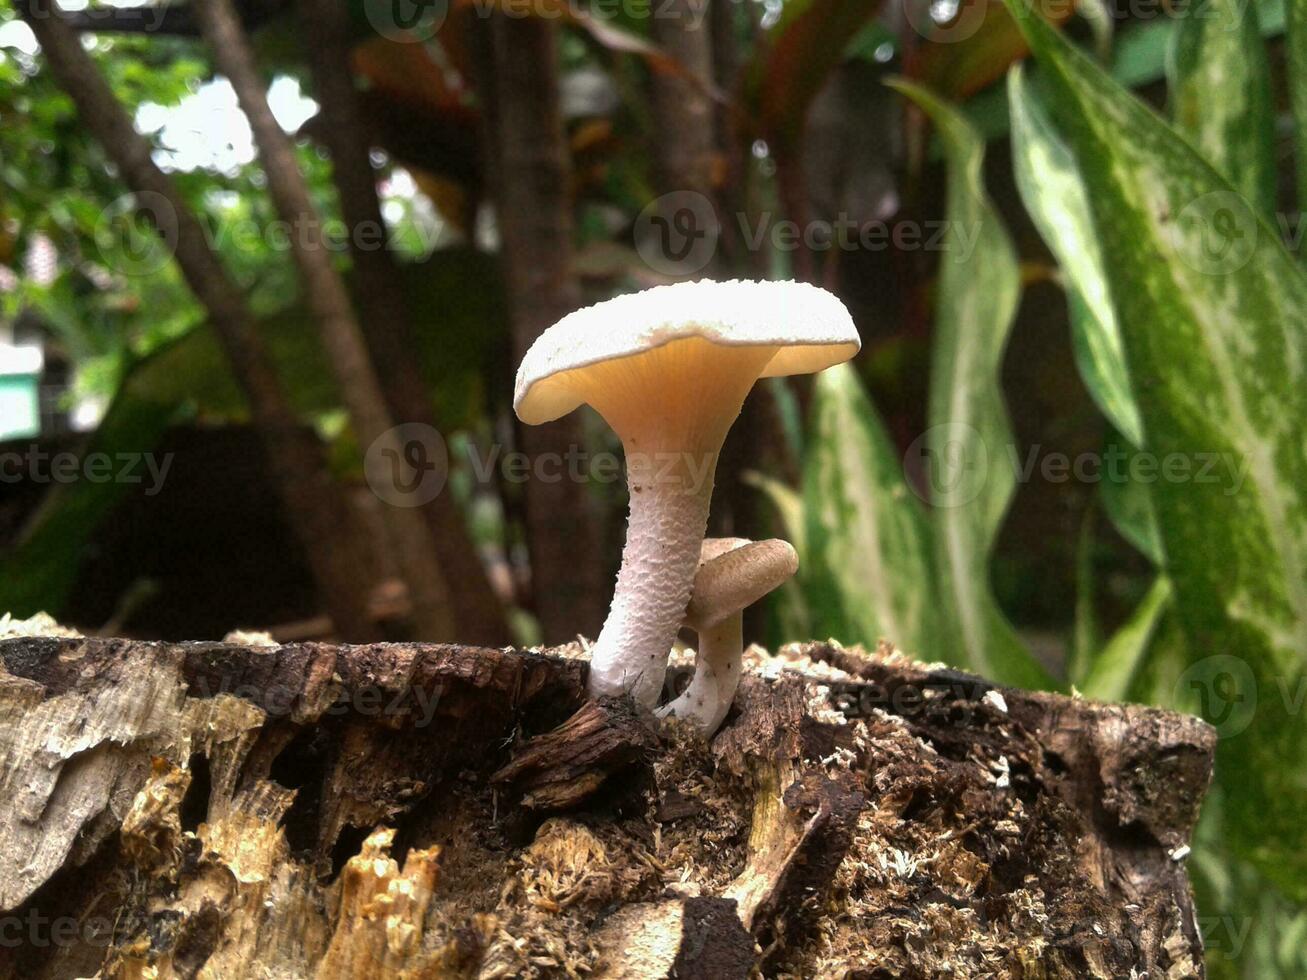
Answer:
[
  {"left": 684, "top": 538, "right": 799, "bottom": 632},
  {"left": 514, "top": 279, "right": 859, "bottom": 426}
]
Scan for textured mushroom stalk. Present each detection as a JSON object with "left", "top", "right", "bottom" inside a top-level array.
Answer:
[
  {"left": 657, "top": 616, "right": 742, "bottom": 733},
  {"left": 586, "top": 463, "right": 715, "bottom": 705},
  {"left": 659, "top": 537, "right": 798, "bottom": 734},
  {"left": 579, "top": 339, "right": 776, "bottom": 707}
]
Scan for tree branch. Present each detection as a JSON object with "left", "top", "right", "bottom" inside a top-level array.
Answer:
[
  {"left": 295, "top": 0, "right": 510, "bottom": 644},
  {"left": 194, "top": 0, "right": 458, "bottom": 638},
  {"left": 478, "top": 15, "right": 606, "bottom": 642},
  {"left": 19, "top": 0, "right": 382, "bottom": 641}
]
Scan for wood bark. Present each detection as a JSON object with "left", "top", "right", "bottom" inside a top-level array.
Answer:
[
  {"left": 0, "top": 626, "right": 1214, "bottom": 978},
  {"left": 19, "top": 0, "right": 380, "bottom": 642},
  {"left": 194, "top": 0, "right": 457, "bottom": 640},
  {"left": 649, "top": 0, "right": 718, "bottom": 208},
  {"left": 294, "top": 0, "right": 511, "bottom": 645},
  {"left": 480, "top": 15, "right": 607, "bottom": 643}
]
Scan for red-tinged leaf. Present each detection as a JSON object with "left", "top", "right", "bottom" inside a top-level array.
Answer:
[
  {"left": 351, "top": 36, "right": 468, "bottom": 110},
  {"left": 747, "top": 0, "right": 886, "bottom": 155},
  {"left": 905, "top": 0, "right": 1076, "bottom": 100}
]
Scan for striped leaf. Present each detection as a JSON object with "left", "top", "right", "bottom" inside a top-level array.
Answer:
[
  {"left": 1008, "top": 0, "right": 1307, "bottom": 894},
  {"left": 1168, "top": 0, "right": 1276, "bottom": 218},
  {"left": 891, "top": 79, "right": 1054, "bottom": 690},
  {"left": 1009, "top": 66, "right": 1142, "bottom": 446},
  {"left": 1008, "top": 67, "right": 1162, "bottom": 558},
  {"left": 802, "top": 363, "right": 940, "bottom": 660},
  {"left": 1286, "top": 0, "right": 1307, "bottom": 211}
]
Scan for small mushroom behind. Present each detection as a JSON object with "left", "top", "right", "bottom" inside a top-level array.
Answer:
[{"left": 658, "top": 537, "right": 798, "bottom": 735}]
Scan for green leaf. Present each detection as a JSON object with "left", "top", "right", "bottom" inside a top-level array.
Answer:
[
  {"left": 1289, "top": 0, "right": 1307, "bottom": 211},
  {"left": 1006, "top": 76, "right": 1165, "bottom": 561},
  {"left": 745, "top": 469, "right": 813, "bottom": 643},
  {"left": 960, "top": 1, "right": 1288, "bottom": 144},
  {"left": 890, "top": 78, "right": 1054, "bottom": 690},
  {"left": 1069, "top": 506, "right": 1101, "bottom": 686},
  {"left": 1080, "top": 575, "right": 1173, "bottom": 701},
  {"left": 802, "top": 363, "right": 940, "bottom": 659},
  {"left": 1007, "top": 0, "right": 1307, "bottom": 895},
  {"left": 743, "top": 469, "right": 807, "bottom": 560},
  {"left": 1168, "top": 0, "right": 1276, "bottom": 219},
  {"left": 1099, "top": 439, "right": 1166, "bottom": 564},
  {"left": 1009, "top": 65, "right": 1143, "bottom": 446}
]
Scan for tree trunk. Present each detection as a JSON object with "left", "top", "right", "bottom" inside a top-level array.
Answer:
[
  {"left": 480, "top": 15, "right": 607, "bottom": 643},
  {"left": 649, "top": 0, "right": 718, "bottom": 206},
  {"left": 194, "top": 0, "right": 457, "bottom": 640},
  {"left": 294, "top": 0, "right": 511, "bottom": 645},
  {"left": 0, "top": 623, "right": 1214, "bottom": 978},
  {"left": 19, "top": 0, "right": 380, "bottom": 642}
]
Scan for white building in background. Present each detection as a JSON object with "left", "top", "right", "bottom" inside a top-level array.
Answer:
[
  {"left": 0, "top": 340, "right": 43, "bottom": 440},
  {"left": 0, "top": 233, "right": 104, "bottom": 440}
]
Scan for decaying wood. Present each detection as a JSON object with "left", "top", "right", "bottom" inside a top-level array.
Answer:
[
  {"left": 492, "top": 698, "right": 657, "bottom": 812},
  {"left": 0, "top": 628, "right": 1215, "bottom": 978}
]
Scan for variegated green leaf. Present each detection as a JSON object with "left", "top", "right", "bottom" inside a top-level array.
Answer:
[
  {"left": 803, "top": 363, "right": 939, "bottom": 659},
  {"left": 1287, "top": 0, "right": 1307, "bottom": 211},
  {"left": 1168, "top": 0, "right": 1276, "bottom": 218},
  {"left": 890, "top": 79, "right": 1054, "bottom": 690},
  {"left": 1080, "top": 576, "right": 1173, "bottom": 701},
  {"left": 1100, "top": 439, "right": 1167, "bottom": 564},
  {"left": 1008, "top": 0, "right": 1307, "bottom": 894},
  {"left": 1009, "top": 66, "right": 1143, "bottom": 447},
  {"left": 744, "top": 469, "right": 813, "bottom": 642},
  {"left": 743, "top": 469, "right": 807, "bottom": 560},
  {"left": 1009, "top": 69, "right": 1165, "bottom": 562}
]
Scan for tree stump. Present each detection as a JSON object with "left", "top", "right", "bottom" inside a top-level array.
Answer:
[{"left": 0, "top": 629, "right": 1215, "bottom": 978}]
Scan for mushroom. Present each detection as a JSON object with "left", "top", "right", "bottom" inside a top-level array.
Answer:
[
  {"left": 514, "top": 279, "right": 858, "bottom": 708},
  {"left": 658, "top": 537, "right": 798, "bottom": 734}
]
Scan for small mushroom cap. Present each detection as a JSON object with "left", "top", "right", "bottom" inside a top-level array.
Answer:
[
  {"left": 514, "top": 279, "right": 859, "bottom": 425},
  {"left": 684, "top": 537, "right": 799, "bottom": 631}
]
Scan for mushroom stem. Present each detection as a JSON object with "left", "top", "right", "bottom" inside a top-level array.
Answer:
[
  {"left": 587, "top": 456, "right": 716, "bottom": 707},
  {"left": 657, "top": 615, "right": 742, "bottom": 733}
]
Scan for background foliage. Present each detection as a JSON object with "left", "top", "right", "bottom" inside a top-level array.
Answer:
[{"left": 2, "top": 0, "right": 1305, "bottom": 972}]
